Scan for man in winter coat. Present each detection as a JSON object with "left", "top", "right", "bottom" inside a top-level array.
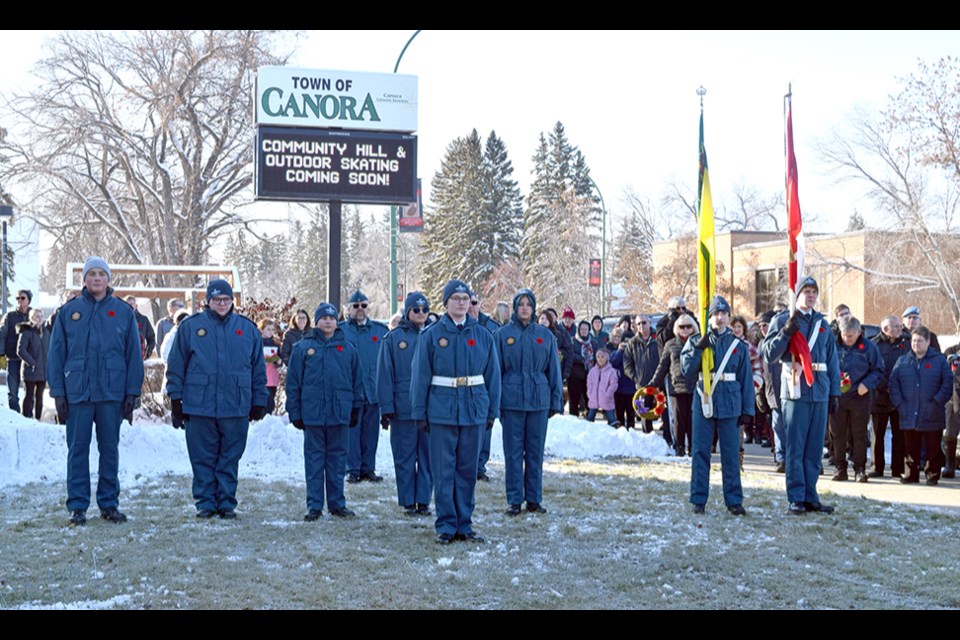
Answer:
[
  {"left": 680, "top": 296, "right": 754, "bottom": 516},
  {"left": 758, "top": 310, "right": 786, "bottom": 473},
  {"left": 943, "top": 344, "right": 960, "bottom": 479},
  {"left": 156, "top": 298, "right": 186, "bottom": 355},
  {"left": 469, "top": 291, "right": 501, "bottom": 482},
  {"left": 762, "top": 276, "right": 841, "bottom": 516},
  {"left": 624, "top": 315, "right": 660, "bottom": 434},
  {"left": 47, "top": 258, "right": 144, "bottom": 526},
  {"left": 378, "top": 291, "right": 434, "bottom": 516},
  {"left": 165, "top": 279, "right": 267, "bottom": 520},
  {"left": 889, "top": 326, "right": 952, "bottom": 485},
  {"left": 495, "top": 288, "right": 563, "bottom": 516},
  {"left": 869, "top": 315, "right": 909, "bottom": 478},
  {"left": 410, "top": 279, "right": 501, "bottom": 544},
  {"left": 829, "top": 315, "right": 884, "bottom": 483},
  {"left": 125, "top": 295, "right": 156, "bottom": 359},
  {"left": 287, "top": 302, "right": 363, "bottom": 520},
  {"left": 0, "top": 288, "right": 33, "bottom": 411},
  {"left": 16, "top": 308, "right": 48, "bottom": 420},
  {"left": 340, "top": 290, "right": 389, "bottom": 484},
  {"left": 901, "top": 306, "right": 940, "bottom": 353}
]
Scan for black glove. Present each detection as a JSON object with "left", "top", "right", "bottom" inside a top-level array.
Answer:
[
  {"left": 55, "top": 396, "right": 69, "bottom": 425},
  {"left": 293, "top": 419, "right": 305, "bottom": 430},
  {"left": 486, "top": 419, "right": 494, "bottom": 431},
  {"left": 783, "top": 312, "right": 801, "bottom": 337},
  {"left": 171, "top": 398, "right": 186, "bottom": 427},
  {"left": 249, "top": 406, "right": 266, "bottom": 421},
  {"left": 349, "top": 407, "right": 360, "bottom": 428},
  {"left": 122, "top": 395, "right": 137, "bottom": 424},
  {"left": 417, "top": 420, "right": 430, "bottom": 433},
  {"left": 695, "top": 333, "right": 710, "bottom": 350},
  {"left": 738, "top": 414, "right": 752, "bottom": 428},
  {"left": 381, "top": 413, "right": 394, "bottom": 430},
  {"left": 548, "top": 408, "right": 560, "bottom": 418},
  {"left": 828, "top": 397, "right": 840, "bottom": 415}
]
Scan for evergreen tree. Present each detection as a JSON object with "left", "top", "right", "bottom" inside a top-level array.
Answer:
[
  {"left": 480, "top": 130, "right": 523, "bottom": 288},
  {"left": 521, "top": 122, "right": 600, "bottom": 313}
]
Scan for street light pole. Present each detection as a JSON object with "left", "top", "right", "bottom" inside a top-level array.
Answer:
[
  {"left": 390, "top": 30, "right": 422, "bottom": 316},
  {"left": 587, "top": 178, "right": 606, "bottom": 316},
  {"left": 0, "top": 205, "right": 13, "bottom": 316}
]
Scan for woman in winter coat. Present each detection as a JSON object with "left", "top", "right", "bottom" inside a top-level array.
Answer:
[
  {"left": 17, "top": 308, "right": 48, "bottom": 420},
  {"left": 280, "top": 309, "right": 311, "bottom": 367},
  {"left": 586, "top": 348, "right": 619, "bottom": 426},
  {"left": 539, "top": 309, "right": 574, "bottom": 389},
  {"left": 259, "top": 318, "right": 282, "bottom": 415},
  {"left": 497, "top": 289, "right": 563, "bottom": 515},
  {"left": 648, "top": 315, "right": 698, "bottom": 456},
  {"left": 609, "top": 329, "right": 637, "bottom": 430},
  {"left": 888, "top": 326, "right": 953, "bottom": 485},
  {"left": 569, "top": 320, "right": 600, "bottom": 417}
]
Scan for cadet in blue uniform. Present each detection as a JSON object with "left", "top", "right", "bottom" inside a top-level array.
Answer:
[
  {"left": 495, "top": 288, "right": 563, "bottom": 516},
  {"left": 830, "top": 315, "right": 884, "bottom": 483},
  {"left": 165, "top": 280, "right": 267, "bottom": 520},
  {"left": 469, "top": 291, "right": 501, "bottom": 483},
  {"left": 762, "top": 277, "right": 841, "bottom": 515},
  {"left": 287, "top": 303, "right": 363, "bottom": 520},
  {"left": 340, "top": 290, "right": 388, "bottom": 484},
  {"left": 378, "top": 291, "right": 433, "bottom": 516},
  {"left": 410, "top": 279, "right": 501, "bottom": 544},
  {"left": 680, "top": 296, "right": 754, "bottom": 515},
  {"left": 47, "top": 257, "right": 144, "bottom": 526}
]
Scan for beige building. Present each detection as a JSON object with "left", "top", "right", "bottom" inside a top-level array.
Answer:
[{"left": 651, "top": 230, "right": 960, "bottom": 334}]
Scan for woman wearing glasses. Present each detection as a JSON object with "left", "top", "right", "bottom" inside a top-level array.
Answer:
[
  {"left": 377, "top": 291, "right": 434, "bottom": 516},
  {"left": 648, "top": 316, "right": 699, "bottom": 456}
]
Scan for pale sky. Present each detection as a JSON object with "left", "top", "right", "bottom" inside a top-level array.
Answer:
[{"left": 1, "top": 30, "right": 958, "bottom": 296}]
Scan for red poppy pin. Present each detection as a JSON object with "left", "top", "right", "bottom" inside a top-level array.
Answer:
[
  {"left": 859, "top": 344, "right": 865, "bottom": 350},
  {"left": 236, "top": 329, "right": 243, "bottom": 336},
  {"left": 536, "top": 337, "right": 543, "bottom": 344},
  {"left": 467, "top": 339, "right": 476, "bottom": 347},
  {"left": 107, "top": 310, "right": 116, "bottom": 317},
  {"left": 819, "top": 327, "right": 825, "bottom": 333},
  {"left": 733, "top": 348, "right": 738, "bottom": 354},
  {"left": 372, "top": 336, "right": 378, "bottom": 342},
  {"left": 336, "top": 345, "right": 343, "bottom": 352},
  {"left": 925, "top": 363, "right": 931, "bottom": 369}
]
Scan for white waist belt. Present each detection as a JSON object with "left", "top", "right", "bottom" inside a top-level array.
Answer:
[
  {"left": 717, "top": 373, "right": 736, "bottom": 382},
  {"left": 811, "top": 363, "right": 827, "bottom": 371},
  {"left": 431, "top": 375, "right": 484, "bottom": 387}
]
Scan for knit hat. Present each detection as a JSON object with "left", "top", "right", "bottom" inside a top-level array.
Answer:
[
  {"left": 796, "top": 276, "right": 819, "bottom": 297},
  {"left": 442, "top": 279, "right": 471, "bottom": 306},
  {"left": 707, "top": 295, "right": 731, "bottom": 316},
  {"left": 82, "top": 256, "right": 111, "bottom": 282},
  {"left": 561, "top": 305, "right": 575, "bottom": 320},
  {"left": 314, "top": 302, "right": 338, "bottom": 323},
  {"left": 404, "top": 291, "right": 429, "bottom": 318},
  {"left": 205, "top": 279, "right": 233, "bottom": 302},
  {"left": 513, "top": 288, "right": 537, "bottom": 315}
]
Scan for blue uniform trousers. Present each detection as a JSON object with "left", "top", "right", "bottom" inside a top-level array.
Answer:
[
  {"left": 7, "top": 359, "right": 21, "bottom": 411},
  {"left": 502, "top": 409, "right": 549, "bottom": 506},
  {"left": 185, "top": 416, "right": 248, "bottom": 512},
  {"left": 690, "top": 412, "right": 742, "bottom": 507},
  {"left": 390, "top": 419, "right": 432, "bottom": 507},
  {"left": 771, "top": 408, "right": 785, "bottom": 464},
  {"left": 346, "top": 401, "right": 380, "bottom": 476},
  {"left": 431, "top": 422, "right": 483, "bottom": 536},
  {"left": 782, "top": 400, "right": 828, "bottom": 503},
  {"left": 66, "top": 401, "right": 122, "bottom": 511},
  {"left": 478, "top": 427, "right": 493, "bottom": 475},
  {"left": 304, "top": 423, "right": 348, "bottom": 511}
]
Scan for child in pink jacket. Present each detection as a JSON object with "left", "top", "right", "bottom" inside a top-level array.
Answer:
[{"left": 587, "top": 348, "right": 621, "bottom": 427}]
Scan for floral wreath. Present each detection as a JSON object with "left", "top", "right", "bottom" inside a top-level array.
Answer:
[
  {"left": 840, "top": 372, "right": 851, "bottom": 394},
  {"left": 632, "top": 386, "right": 667, "bottom": 420}
]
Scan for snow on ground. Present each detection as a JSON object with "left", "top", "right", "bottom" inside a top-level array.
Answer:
[{"left": 0, "top": 407, "right": 672, "bottom": 489}]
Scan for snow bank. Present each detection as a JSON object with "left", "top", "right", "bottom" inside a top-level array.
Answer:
[{"left": 0, "top": 407, "right": 672, "bottom": 489}]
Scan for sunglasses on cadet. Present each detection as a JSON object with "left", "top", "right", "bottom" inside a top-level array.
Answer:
[
  {"left": 16, "top": 296, "right": 27, "bottom": 300},
  {"left": 352, "top": 303, "right": 368, "bottom": 309},
  {"left": 470, "top": 300, "right": 479, "bottom": 306},
  {"left": 411, "top": 307, "right": 428, "bottom": 314}
]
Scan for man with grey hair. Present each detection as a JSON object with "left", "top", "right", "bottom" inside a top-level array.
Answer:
[
  {"left": 830, "top": 315, "right": 884, "bottom": 483},
  {"left": 157, "top": 298, "right": 186, "bottom": 354},
  {"left": 869, "top": 315, "right": 909, "bottom": 478}
]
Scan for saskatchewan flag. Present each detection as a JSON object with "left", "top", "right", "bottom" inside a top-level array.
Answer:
[{"left": 697, "top": 111, "right": 716, "bottom": 398}]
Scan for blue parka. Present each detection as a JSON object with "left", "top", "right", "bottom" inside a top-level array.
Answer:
[
  {"left": 836, "top": 335, "right": 884, "bottom": 398},
  {"left": 888, "top": 349, "right": 952, "bottom": 431},
  {"left": 377, "top": 319, "right": 423, "bottom": 421},
  {"left": 165, "top": 308, "right": 268, "bottom": 418},
  {"left": 410, "top": 314, "right": 501, "bottom": 426},
  {"left": 47, "top": 288, "right": 144, "bottom": 403},
  {"left": 680, "top": 327, "right": 755, "bottom": 420},
  {"left": 476, "top": 312, "right": 500, "bottom": 334},
  {"left": 762, "top": 309, "right": 841, "bottom": 403},
  {"left": 495, "top": 294, "right": 563, "bottom": 413},
  {"left": 286, "top": 327, "right": 363, "bottom": 426},
  {"left": 339, "top": 317, "right": 388, "bottom": 404}
]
